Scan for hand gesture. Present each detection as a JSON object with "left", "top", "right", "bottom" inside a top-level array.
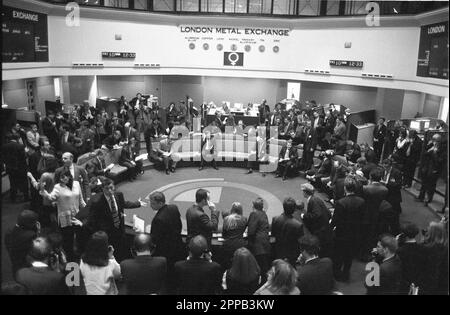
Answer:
[
  {"left": 71, "top": 218, "right": 83, "bottom": 227},
  {"left": 138, "top": 197, "right": 148, "bottom": 207}
]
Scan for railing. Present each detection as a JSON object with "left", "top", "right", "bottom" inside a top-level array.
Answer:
[{"left": 43, "top": 0, "right": 449, "bottom": 17}]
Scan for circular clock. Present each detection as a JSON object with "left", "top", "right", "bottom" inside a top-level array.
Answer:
[
  {"left": 273, "top": 46, "right": 280, "bottom": 53},
  {"left": 189, "top": 43, "right": 195, "bottom": 50},
  {"left": 259, "top": 45, "right": 265, "bottom": 52},
  {"left": 231, "top": 44, "right": 238, "bottom": 51},
  {"left": 203, "top": 43, "right": 209, "bottom": 50},
  {"left": 217, "top": 44, "right": 223, "bottom": 51},
  {"left": 245, "top": 45, "right": 251, "bottom": 52}
]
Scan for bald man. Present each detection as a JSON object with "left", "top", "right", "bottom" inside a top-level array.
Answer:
[
  {"left": 54, "top": 152, "right": 90, "bottom": 201},
  {"left": 120, "top": 234, "right": 167, "bottom": 295}
]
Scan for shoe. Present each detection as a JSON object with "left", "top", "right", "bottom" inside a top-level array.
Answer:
[
  {"left": 171, "top": 168, "right": 176, "bottom": 173},
  {"left": 282, "top": 177, "right": 287, "bottom": 181},
  {"left": 199, "top": 167, "right": 203, "bottom": 171},
  {"left": 424, "top": 201, "right": 429, "bottom": 207},
  {"left": 262, "top": 173, "right": 266, "bottom": 177},
  {"left": 247, "top": 169, "right": 253, "bottom": 174},
  {"left": 275, "top": 174, "right": 281, "bottom": 178},
  {"left": 166, "top": 169, "right": 170, "bottom": 175},
  {"left": 140, "top": 170, "right": 145, "bottom": 175},
  {"left": 213, "top": 166, "right": 219, "bottom": 170}
]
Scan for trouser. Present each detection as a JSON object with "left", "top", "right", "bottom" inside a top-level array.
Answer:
[
  {"left": 419, "top": 174, "right": 439, "bottom": 203},
  {"left": 200, "top": 155, "right": 217, "bottom": 168},
  {"left": 255, "top": 254, "right": 270, "bottom": 284},
  {"left": 403, "top": 160, "right": 418, "bottom": 186},
  {"left": 121, "top": 162, "right": 137, "bottom": 179},
  {"left": 302, "top": 150, "right": 314, "bottom": 171},
  {"left": 360, "top": 223, "right": 377, "bottom": 258},
  {"left": 8, "top": 170, "right": 29, "bottom": 201},
  {"left": 333, "top": 240, "right": 356, "bottom": 278},
  {"left": 162, "top": 156, "right": 177, "bottom": 171},
  {"left": 136, "top": 119, "right": 148, "bottom": 136},
  {"left": 373, "top": 141, "right": 383, "bottom": 162},
  {"left": 108, "top": 229, "right": 127, "bottom": 262},
  {"left": 61, "top": 225, "right": 80, "bottom": 262},
  {"left": 277, "top": 161, "right": 295, "bottom": 177}
]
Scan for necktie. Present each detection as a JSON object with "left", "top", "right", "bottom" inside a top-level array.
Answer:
[{"left": 109, "top": 196, "right": 120, "bottom": 228}]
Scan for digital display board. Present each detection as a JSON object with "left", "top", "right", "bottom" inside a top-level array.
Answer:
[
  {"left": 329, "top": 60, "right": 363, "bottom": 68},
  {"left": 417, "top": 21, "right": 449, "bottom": 79},
  {"left": 2, "top": 6, "right": 48, "bottom": 62}
]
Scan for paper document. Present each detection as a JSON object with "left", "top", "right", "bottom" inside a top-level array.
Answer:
[
  {"left": 133, "top": 215, "right": 145, "bottom": 233},
  {"left": 135, "top": 153, "right": 148, "bottom": 162}
]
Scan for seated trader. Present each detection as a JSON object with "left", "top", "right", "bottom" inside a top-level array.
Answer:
[
  {"left": 119, "top": 138, "right": 143, "bottom": 181},
  {"left": 157, "top": 135, "right": 178, "bottom": 175},
  {"left": 306, "top": 150, "right": 334, "bottom": 190},
  {"left": 120, "top": 234, "right": 167, "bottom": 295},
  {"left": 275, "top": 140, "right": 298, "bottom": 181},
  {"left": 102, "top": 130, "right": 122, "bottom": 151},
  {"left": 199, "top": 131, "right": 218, "bottom": 171}
]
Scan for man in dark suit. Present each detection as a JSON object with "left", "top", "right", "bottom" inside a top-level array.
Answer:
[
  {"left": 296, "top": 235, "right": 335, "bottom": 295},
  {"left": 402, "top": 130, "right": 422, "bottom": 187},
  {"left": 186, "top": 189, "right": 220, "bottom": 249},
  {"left": 381, "top": 158, "right": 402, "bottom": 235},
  {"left": 149, "top": 192, "right": 186, "bottom": 267},
  {"left": 73, "top": 177, "right": 147, "bottom": 261},
  {"left": 331, "top": 177, "right": 365, "bottom": 281},
  {"left": 174, "top": 235, "right": 222, "bottom": 295},
  {"left": 258, "top": 99, "right": 271, "bottom": 125},
  {"left": 15, "top": 237, "right": 69, "bottom": 295},
  {"left": 366, "top": 234, "right": 402, "bottom": 295},
  {"left": 54, "top": 152, "right": 90, "bottom": 201},
  {"left": 300, "top": 183, "right": 333, "bottom": 258},
  {"left": 123, "top": 122, "right": 140, "bottom": 151},
  {"left": 120, "top": 233, "right": 167, "bottom": 295},
  {"left": 301, "top": 120, "right": 317, "bottom": 171},
  {"left": 199, "top": 131, "right": 218, "bottom": 170},
  {"left": 361, "top": 168, "right": 388, "bottom": 261},
  {"left": 275, "top": 140, "right": 298, "bottom": 181},
  {"left": 396, "top": 223, "right": 428, "bottom": 294},
  {"left": 4, "top": 210, "right": 40, "bottom": 277},
  {"left": 271, "top": 197, "right": 304, "bottom": 266},
  {"left": 41, "top": 111, "right": 59, "bottom": 149},
  {"left": 2, "top": 133, "right": 29, "bottom": 202},
  {"left": 373, "top": 117, "right": 387, "bottom": 162},
  {"left": 417, "top": 134, "right": 445, "bottom": 206}
]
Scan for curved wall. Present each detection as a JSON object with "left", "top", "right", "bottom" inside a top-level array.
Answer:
[{"left": 2, "top": 0, "right": 448, "bottom": 99}]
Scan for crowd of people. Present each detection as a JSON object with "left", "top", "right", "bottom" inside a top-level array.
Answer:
[{"left": 1, "top": 96, "right": 448, "bottom": 295}]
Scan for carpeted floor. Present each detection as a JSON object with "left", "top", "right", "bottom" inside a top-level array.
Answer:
[{"left": 1, "top": 166, "right": 443, "bottom": 294}]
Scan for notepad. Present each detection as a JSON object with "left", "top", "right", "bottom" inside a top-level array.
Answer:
[{"left": 135, "top": 153, "right": 148, "bottom": 162}]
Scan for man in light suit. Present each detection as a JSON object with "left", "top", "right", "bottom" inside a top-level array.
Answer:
[
  {"left": 275, "top": 140, "right": 298, "bottom": 181},
  {"left": 373, "top": 117, "right": 387, "bottom": 162},
  {"left": 54, "top": 152, "right": 91, "bottom": 201},
  {"left": 123, "top": 122, "right": 140, "bottom": 152},
  {"left": 300, "top": 183, "right": 333, "bottom": 258}
]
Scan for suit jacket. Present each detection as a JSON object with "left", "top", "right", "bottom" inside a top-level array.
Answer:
[
  {"left": 91, "top": 156, "right": 108, "bottom": 176},
  {"left": 186, "top": 204, "right": 219, "bottom": 247},
  {"left": 331, "top": 194, "right": 365, "bottom": 242},
  {"left": 120, "top": 255, "right": 167, "bottom": 295},
  {"left": 278, "top": 146, "right": 298, "bottom": 162},
  {"left": 303, "top": 196, "right": 332, "bottom": 246},
  {"left": 4, "top": 226, "right": 37, "bottom": 276},
  {"left": 123, "top": 126, "right": 140, "bottom": 150},
  {"left": 271, "top": 214, "right": 304, "bottom": 265},
  {"left": 174, "top": 259, "right": 222, "bottom": 295},
  {"left": 302, "top": 128, "right": 317, "bottom": 152},
  {"left": 247, "top": 210, "right": 271, "bottom": 256},
  {"left": 367, "top": 255, "right": 402, "bottom": 295},
  {"left": 296, "top": 257, "right": 335, "bottom": 295},
  {"left": 373, "top": 124, "right": 387, "bottom": 143},
  {"left": 362, "top": 162, "right": 378, "bottom": 179},
  {"left": 397, "top": 242, "right": 428, "bottom": 292},
  {"left": 16, "top": 266, "right": 69, "bottom": 295},
  {"left": 41, "top": 117, "right": 59, "bottom": 143},
  {"left": 2, "top": 141, "right": 27, "bottom": 172},
  {"left": 362, "top": 182, "right": 388, "bottom": 225},
  {"left": 86, "top": 192, "right": 140, "bottom": 235},
  {"left": 384, "top": 167, "right": 403, "bottom": 205},
  {"left": 54, "top": 165, "right": 90, "bottom": 201},
  {"left": 421, "top": 143, "right": 445, "bottom": 177},
  {"left": 151, "top": 204, "right": 186, "bottom": 263},
  {"left": 405, "top": 137, "right": 423, "bottom": 163}
]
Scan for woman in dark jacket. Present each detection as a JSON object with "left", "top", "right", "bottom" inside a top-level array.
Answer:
[
  {"left": 222, "top": 247, "right": 261, "bottom": 295},
  {"left": 221, "top": 202, "right": 248, "bottom": 270},
  {"left": 247, "top": 198, "right": 271, "bottom": 282}
]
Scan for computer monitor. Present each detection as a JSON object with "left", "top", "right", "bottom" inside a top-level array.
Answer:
[{"left": 410, "top": 121, "right": 420, "bottom": 130}]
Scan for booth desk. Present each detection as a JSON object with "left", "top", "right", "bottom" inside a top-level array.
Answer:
[{"left": 205, "top": 113, "right": 260, "bottom": 127}]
